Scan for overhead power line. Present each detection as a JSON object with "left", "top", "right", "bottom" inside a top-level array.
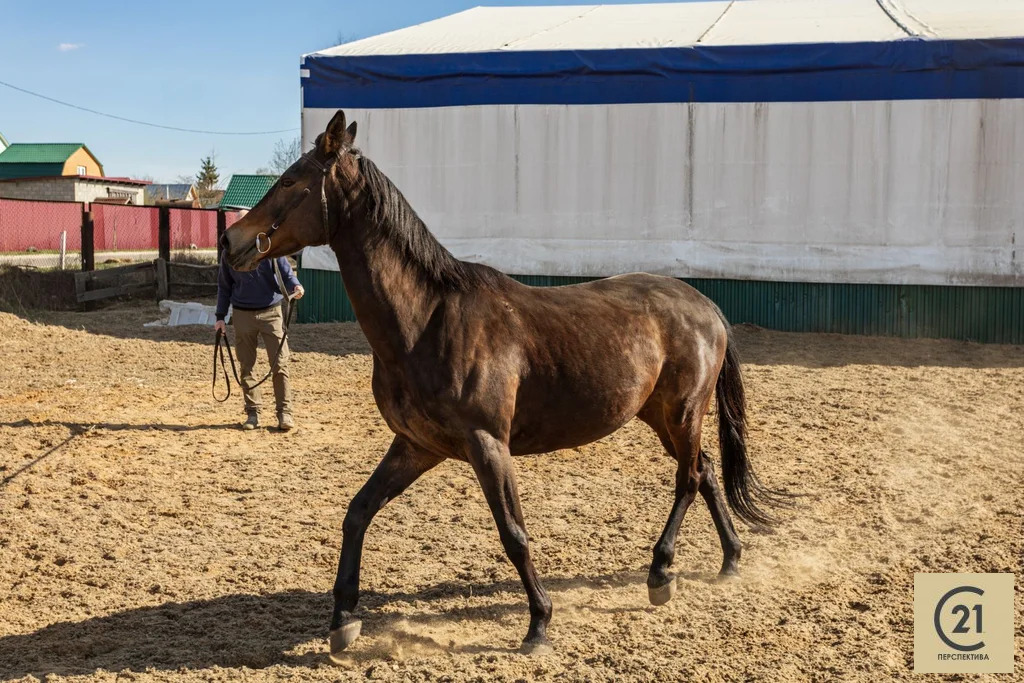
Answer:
[{"left": 0, "top": 79, "right": 299, "bottom": 136}]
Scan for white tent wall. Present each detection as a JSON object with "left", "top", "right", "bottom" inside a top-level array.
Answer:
[{"left": 301, "top": 98, "right": 1024, "bottom": 287}]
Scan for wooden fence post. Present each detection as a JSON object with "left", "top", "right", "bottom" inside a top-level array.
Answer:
[
  {"left": 216, "top": 210, "right": 227, "bottom": 262},
  {"left": 158, "top": 206, "right": 171, "bottom": 262},
  {"left": 155, "top": 258, "right": 170, "bottom": 300},
  {"left": 81, "top": 206, "right": 95, "bottom": 271}
]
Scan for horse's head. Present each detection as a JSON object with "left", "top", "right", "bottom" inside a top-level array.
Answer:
[{"left": 221, "top": 110, "right": 359, "bottom": 271}]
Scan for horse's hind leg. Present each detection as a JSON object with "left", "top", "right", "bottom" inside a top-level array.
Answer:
[
  {"left": 697, "top": 450, "right": 742, "bottom": 576},
  {"left": 645, "top": 407, "right": 702, "bottom": 606}
]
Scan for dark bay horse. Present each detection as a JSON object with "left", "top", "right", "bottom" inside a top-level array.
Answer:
[{"left": 221, "top": 110, "right": 784, "bottom": 657}]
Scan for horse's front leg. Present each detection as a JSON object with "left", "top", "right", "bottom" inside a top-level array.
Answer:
[
  {"left": 329, "top": 437, "right": 441, "bottom": 659},
  {"left": 465, "top": 428, "right": 553, "bottom": 654}
]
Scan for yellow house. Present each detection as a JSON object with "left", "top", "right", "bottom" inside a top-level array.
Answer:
[{"left": 0, "top": 143, "right": 104, "bottom": 179}]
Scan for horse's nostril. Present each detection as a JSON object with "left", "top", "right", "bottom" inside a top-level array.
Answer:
[{"left": 219, "top": 233, "right": 231, "bottom": 253}]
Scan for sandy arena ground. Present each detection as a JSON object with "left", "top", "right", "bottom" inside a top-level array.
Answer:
[{"left": 0, "top": 301, "right": 1021, "bottom": 681}]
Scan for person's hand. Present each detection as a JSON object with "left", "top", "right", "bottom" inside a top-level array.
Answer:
[
  {"left": 214, "top": 320, "right": 226, "bottom": 334},
  {"left": 291, "top": 285, "right": 305, "bottom": 300}
]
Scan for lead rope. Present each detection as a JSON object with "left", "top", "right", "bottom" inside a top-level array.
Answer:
[
  {"left": 321, "top": 170, "right": 331, "bottom": 243},
  {"left": 212, "top": 259, "right": 295, "bottom": 402}
]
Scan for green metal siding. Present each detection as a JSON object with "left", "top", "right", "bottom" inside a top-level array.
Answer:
[
  {"left": 297, "top": 268, "right": 358, "bottom": 323},
  {"left": 296, "top": 269, "right": 1024, "bottom": 344}
]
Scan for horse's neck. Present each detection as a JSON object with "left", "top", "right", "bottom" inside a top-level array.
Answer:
[{"left": 330, "top": 215, "right": 442, "bottom": 362}]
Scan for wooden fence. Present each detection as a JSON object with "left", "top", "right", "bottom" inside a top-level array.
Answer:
[{"left": 75, "top": 258, "right": 219, "bottom": 305}]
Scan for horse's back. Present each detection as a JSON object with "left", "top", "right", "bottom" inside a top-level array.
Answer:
[{"left": 499, "top": 271, "right": 725, "bottom": 344}]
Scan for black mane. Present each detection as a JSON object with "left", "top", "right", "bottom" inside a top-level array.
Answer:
[{"left": 356, "top": 154, "right": 502, "bottom": 291}]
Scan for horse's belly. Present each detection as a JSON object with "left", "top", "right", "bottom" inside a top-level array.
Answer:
[
  {"left": 507, "top": 323, "right": 664, "bottom": 454},
  {"left": 508, "top": 380, "right": 652, "bottom": 455}
]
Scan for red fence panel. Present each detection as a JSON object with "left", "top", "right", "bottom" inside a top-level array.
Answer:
[
  {"left": 0, "top": 198, "right": 83, "bottom": 253},
  {"left": 170, "top": 208, "right": 219, "bottom": 250},
  {"left": 91, "top": 204, "right": 159, "bottom": 252},
  {"left": 1, "top": 199, "right": 240, "bottom": 268}
]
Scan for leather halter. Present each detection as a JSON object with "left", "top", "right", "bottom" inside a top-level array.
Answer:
[{"left": 255, "top": 151, "right": 335, "bottom": 254}]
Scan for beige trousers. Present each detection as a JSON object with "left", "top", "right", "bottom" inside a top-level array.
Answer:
[{"left": 232, "top": 304, "right": 291, "bottom": 416}]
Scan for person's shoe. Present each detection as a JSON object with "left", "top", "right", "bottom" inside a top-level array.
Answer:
[
  {"left": 242, "top": 413, "right": 259, "bottom": 430},
  {"left": 278, "top": 412, "right": 295, "bottom": 432}
]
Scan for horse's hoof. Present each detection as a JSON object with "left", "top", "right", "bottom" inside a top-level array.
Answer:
[
  {"left": 520, "top": 639, "right": 554, "bottom": 656},
  {"left": 648, "top": 577, "right": 677, "bottom": 606},
  {"left": 328, "top": 617, "right": 362, "bottom": 663},
  {"left": 718, "top": 566, "right": 740, "bottom": 581}
]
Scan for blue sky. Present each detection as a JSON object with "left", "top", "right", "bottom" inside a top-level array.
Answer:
[{"left": 1, "top": 0, "right": 685, "bottom": 184}]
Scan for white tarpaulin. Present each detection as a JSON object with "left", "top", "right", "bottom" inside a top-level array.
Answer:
[
  {"left": 300, "top": 0, "right": 1024, "bottom": 287},
  {"left": 144, "top": 300, "right": 225, "bottom": 327}
]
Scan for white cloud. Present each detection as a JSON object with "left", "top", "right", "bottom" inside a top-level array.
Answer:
[{"left": 58, "top": 43, "right": 84, "bottom": 52}]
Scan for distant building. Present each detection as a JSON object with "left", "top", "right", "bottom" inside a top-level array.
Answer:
[
  {"left": 220, "top": 175, "right": 277, "bottom": 210},
  {"left": 0, "top": 143, "right": 103, "bottom": 179},
  {"left": 0, "top": 175, "right": 149, "bottom": 204},
  {"left": 146, "top": 183, "right": 201, "bottom": 208}
]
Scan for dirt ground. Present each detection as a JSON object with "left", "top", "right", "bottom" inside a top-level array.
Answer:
[{"left": 0, "top": 300, "right": 1021, "bottom": 682}]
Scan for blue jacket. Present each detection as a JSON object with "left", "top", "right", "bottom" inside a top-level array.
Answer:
[{"left": 216, "top": 257, "right": 300, "bottom": 321}]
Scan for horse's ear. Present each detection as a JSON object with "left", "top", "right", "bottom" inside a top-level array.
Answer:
[
  {"left": 345, "top": 121, "right": 357, "bottom": 145},
  {"left": 320, "top": 110, "right": 348, "bottom": 156}
]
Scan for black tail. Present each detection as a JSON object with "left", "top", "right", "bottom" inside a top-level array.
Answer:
[{"left": 715, "top": 326, "right": 788, "bottom": 527}]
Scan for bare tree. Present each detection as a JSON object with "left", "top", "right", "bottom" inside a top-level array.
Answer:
[{"left": 268, "top": 137, "right": 301, "bottom": 174}]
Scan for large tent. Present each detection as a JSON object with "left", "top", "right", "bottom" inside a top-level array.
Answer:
[{"left": 298, "top": 0, "right": 1024, "bottom": 341}]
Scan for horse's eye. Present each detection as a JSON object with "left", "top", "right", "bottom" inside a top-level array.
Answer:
[{"left": 281, "top": 178, "right": 295, "bottom": 188}]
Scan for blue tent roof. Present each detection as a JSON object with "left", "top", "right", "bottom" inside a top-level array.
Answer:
[{"left": 303, "top": 2, "right": 1024, "bottom": 109}]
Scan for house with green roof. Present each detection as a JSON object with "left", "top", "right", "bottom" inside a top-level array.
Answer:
[
  {"left": 220, "top": 174, "right": 277, "bottom": 210},
  {"left": 0, "top": 143, "right": 104, "bottom": 179},
  {"left": 0, "top": 141, "right": 152, "bottom": 204}
]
